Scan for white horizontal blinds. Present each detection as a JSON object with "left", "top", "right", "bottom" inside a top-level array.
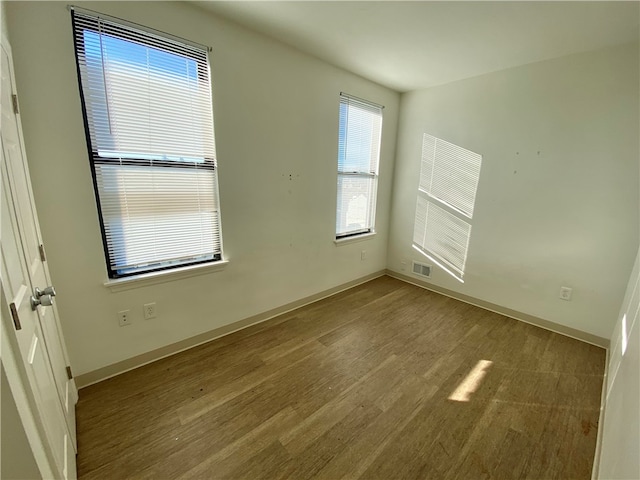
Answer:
[
  {"left": 72, "top": 10, "right": 222, "bottom": 277},
  {"left": 420, "top": 134, "right": 481, "bottom": 218},
  {"left": 336, "top": 94, "right": 382, "bottom": 237},
  {"left": 73, "top": 13, "right": 216, "bottom": 161},
  {"left": 95, "top": 165, "right": 220, "bottom": 273},
  {"left": 413, "top": 133, "right": 482, "bottom": 280},
  {"left": 337, "top": 95, "right": 382, "bottom": 174}
]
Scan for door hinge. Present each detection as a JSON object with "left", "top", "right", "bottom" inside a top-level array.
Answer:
[
  {"left": 39, "top": 244, "right": 46, "bottom": 262},
  {"left": 10, "top": 302, "right": 22, "bottom": 330},
  {"left": 66, "top": 366, "right": 73, "bottom": 380},
  {"left": 11, "top": 94, "right": 19, "bottom": 115}
]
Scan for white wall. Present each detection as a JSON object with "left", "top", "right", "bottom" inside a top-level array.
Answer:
[
  {"left": 5, "top": 1, "right": 399, "bottom": 376},
  {"left": 388, "top": 43, "right": 639, "bottom": 340},
  {"left": 598, "top": 245, "right": 639, "bottom": 477}
]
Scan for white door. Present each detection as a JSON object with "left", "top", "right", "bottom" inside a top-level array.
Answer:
[
  {"left": 1, "top": 141, "right": 76, "bottom": 480},
  {"left": 0, "top": 35, "right": 78, "bottom": 445},
  {"left": 1, "top": 36, "right": 77, "bottom": 479}
]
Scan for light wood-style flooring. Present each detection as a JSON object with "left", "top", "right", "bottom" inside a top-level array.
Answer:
[{"left": 77, "top": 276, "right": 605, "bottom": 479}]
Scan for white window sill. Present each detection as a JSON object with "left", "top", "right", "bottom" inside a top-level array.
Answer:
[
  {"left": 334, "top": 231, "right": 376, "bottom": 246},
  {"left": 104, "top": 260, "right": 229, "bottom": 293}
]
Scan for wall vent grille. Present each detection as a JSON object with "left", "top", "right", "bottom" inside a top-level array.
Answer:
[{"left": 412, "top": 262, "right": 432, "bottom": 278}]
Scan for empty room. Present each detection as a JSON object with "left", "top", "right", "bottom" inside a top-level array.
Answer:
[{"left": 1, "top": 1, "right": 638, "bottom": 479}]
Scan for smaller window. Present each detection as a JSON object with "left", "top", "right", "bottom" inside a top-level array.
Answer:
[{"left": 335, "top": 93, "right": 383, "bottom": 239}]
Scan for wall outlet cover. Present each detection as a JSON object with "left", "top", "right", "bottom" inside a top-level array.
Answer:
[
  {"left": 559, "top": 287, "right": 573, "bottom": 301},
  {"left": 144, "top": 303, "right": 157, "bottom": 319},
  {"left": 118, "top": 310, "right": 131, "bottom": 327}
]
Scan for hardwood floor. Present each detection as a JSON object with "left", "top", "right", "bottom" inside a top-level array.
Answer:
[{"left": 76, "top": 276, "right": 605, "bottom": 479}]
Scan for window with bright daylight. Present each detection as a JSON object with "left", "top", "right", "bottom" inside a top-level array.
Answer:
[
  {"left": 335, "top": 93, "right": 383, "bottom": 239},
  {"left": 71, "top": 9, "right": 223, "bottom": 278},
  {"left": 413, "top": 134, "right": 482, "bottom": 282}
]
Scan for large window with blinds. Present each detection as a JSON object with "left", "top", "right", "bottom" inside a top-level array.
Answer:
[
  {"left": 71, "top": 9, "right": 223, "bottom": 278},
  {"left": 335, "top": 93, "right": 383, "bottom": 239},
  {"left": 413, "top": 134, "right": 482, "bottom": 282}
]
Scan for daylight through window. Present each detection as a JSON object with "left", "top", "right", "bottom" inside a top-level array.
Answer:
[
  {"left": 336, "top": 94, "right": 383, "bottom": 238},
  {"left": 71, "top": 9, "right": 223, "bottom": 278}
]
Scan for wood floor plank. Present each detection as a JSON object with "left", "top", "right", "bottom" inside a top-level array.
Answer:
[
  {"left": 315, "top": 381, "right": 440, "bottom": 480},
  {"left": 270, "top": 401, "right": 384, "bottom": 480},
  {"left": 279, "top": 354, "right": 397, "bottom": 455},
  {"left": 76, "top": 276, "right": 605, "bottom": 479},
  {"left": 177, "top": 407, "right": 302, "bottom": 479},
  {"left": 175, "top": 339, "right": 326, "bottom": 425}
]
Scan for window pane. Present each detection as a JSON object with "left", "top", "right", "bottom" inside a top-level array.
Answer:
[
  {"left": 338, "top": 101, "right": 382, "bottom": 174},
  {"left": 336, "top": 174, "right": 376, "bottom": 236},
  {"left": 95, "top": 164, "right": 221, "bottom": 273},
  {"left": 76, "top": 15, "right": 216, "bottom": 161}
]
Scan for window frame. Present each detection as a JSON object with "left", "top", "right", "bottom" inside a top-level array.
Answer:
[
  {"left": 70, "top": 8, "right": 224, "bottom": 279},
  {"left": 335, "top": 93, "right": 383, "bottom": 240}
]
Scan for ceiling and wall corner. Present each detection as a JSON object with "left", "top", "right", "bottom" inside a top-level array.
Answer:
[{"left": 193, "top": 1, "right": 640, "bottom": 92}]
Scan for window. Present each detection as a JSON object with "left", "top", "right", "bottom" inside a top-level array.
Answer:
[
  {"left": 71, "top": 9, "right": 223, "bottom": 278},
  {"left": 413, "top": 134, "right": 482, "bottom": 282},
  {"left": 335, "top": 93, "right": 383, "bottom": 239}
]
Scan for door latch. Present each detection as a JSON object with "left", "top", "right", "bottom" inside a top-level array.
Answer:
[{"left": 30, "top": 285, "right": 56, "bottom": 310}]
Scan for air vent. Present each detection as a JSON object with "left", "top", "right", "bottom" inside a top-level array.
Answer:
[{"left": 412, "top": 261, "right": 432, "bottom": 278}]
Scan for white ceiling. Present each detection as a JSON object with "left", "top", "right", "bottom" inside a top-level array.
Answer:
[{"left": 194, "top": 1, "right": 640, "bottom": 92}]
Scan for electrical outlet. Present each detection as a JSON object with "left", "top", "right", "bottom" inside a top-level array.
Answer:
[
  {"left": 118, "top": 310, "right": 131, "bottom": 327},
  {"left": 361, "top": 250, "right": 367, "bottom": 261},
  {"left": 144, "top": 302, "right": 157, "bottom": 319},
  {"left": 559, "top": 287, "right": 572, "bottom": 301},
  {"left": 400, "top": 260, "right": 407, "bottom": 271}
]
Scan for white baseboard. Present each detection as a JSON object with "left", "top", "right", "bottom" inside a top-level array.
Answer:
[
  {"left": 386, "top": 269, "right": 609, "bottom": 348},
  {"left": 76, "top": 271, "right": 386, "bottom": 388}
]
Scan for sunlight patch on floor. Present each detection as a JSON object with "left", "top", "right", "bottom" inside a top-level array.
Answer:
[{"left": 448, "top": 359, "right": 493, "bottom": 402}]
